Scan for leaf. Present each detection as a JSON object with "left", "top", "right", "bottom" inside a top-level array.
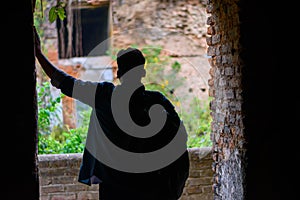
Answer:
[
  {"left": 49, "top": 7, "right": 57, "bottom": 23},
  {"left": 57, "top": 7, "right": 66, "bottom": 20}
]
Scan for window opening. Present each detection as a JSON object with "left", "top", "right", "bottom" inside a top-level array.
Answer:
[{"left": 57, "top": 1, "right": 110, "bottom": 58}]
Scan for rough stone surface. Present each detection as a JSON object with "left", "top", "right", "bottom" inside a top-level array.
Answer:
[
  {"left": 38, "top": 148, "right": 213, "bottom": 200},
  {"left": 206, "top": 0, "right": 247, "bottom": 199}
]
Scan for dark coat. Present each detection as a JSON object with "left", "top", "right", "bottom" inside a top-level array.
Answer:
[{"left": 51, "top": 71, "right": 189, "bottom": 200}]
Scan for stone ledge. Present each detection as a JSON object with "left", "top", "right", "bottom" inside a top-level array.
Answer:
[
  {"left": 38, "top": 147, "right": 213, "bottom": 200},
  {"left": 38, "top": 147, "right": 212, "bottom": 162}
]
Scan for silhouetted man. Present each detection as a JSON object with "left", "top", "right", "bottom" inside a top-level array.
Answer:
[{"left": 34, "top": 27, "right": 189, "bottom": 200}]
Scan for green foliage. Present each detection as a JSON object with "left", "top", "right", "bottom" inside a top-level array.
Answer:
[
  {"left": 37, "top": 81, "right": 90, "bottom": 154},
  {"left": 34, "top": 0, "right": 44, "bottom": 32},
  {"left": 37, "top": 82, "right": 63, "bottom": 135},
  {"left": 140, "top": 46, "right": 212, "bottom": 148},
  {"left": 34, "top": 0, "right": 66, "bottom": 24},
  {"left": 34, "top": 0, "right": 49, "bottom": 55},
  {"left": 141, "top": 46, "right": 171, "bottom": 97},
  {"left": 140, "top": 45, "right": 185, "bottom": 103},
  {"left": 38, "top": 134, "right": 63, "bottom": 154},
  {"left": 171, "top": 61, "right": 181, "bottom": 73},
  {"left": 182, "top": 98, "right": 213, "bottom": 148},
  {"left": 61, "top": 128, "right": 85, "bottom": 153},
  {"left": 38, "top": 125, "right": 88, "bottom": 154},
  {"left": 49, "top": 1, "right": 66, "bottom": 23}
]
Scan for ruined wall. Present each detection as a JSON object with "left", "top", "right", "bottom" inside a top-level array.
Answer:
[
  {"left": 112, "top": 0, "right": 211, "bottom": 102},
  {"left": 206, "top": 0, "right": 246, "bottom": 199},
  {"left": 39, "top": 0, "right": 211, "bottom": 129},
  {"left": 42, "top": 0, "right": 209, "bottom": 56},
  {"left": 39, "top": 147, "right": 213, "bottom": 200},
  {"left": 112, "top": 0, "right": 208, "bottom": 54}
]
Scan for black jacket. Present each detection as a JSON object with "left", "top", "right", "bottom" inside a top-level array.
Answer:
[{"left": 51, "top": 70, "right": 189, "bottom": 200}]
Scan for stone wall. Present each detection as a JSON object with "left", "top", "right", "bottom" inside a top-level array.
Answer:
[
  {"left": 38, "top": 147, "right": 213, "bottom": 200},
  {"left": 112, "top": 0, "right": 208, "bottom": 53},
  {"left": 112, "top": 0, "right": 210, "bottom": 101},
  {"left": 206, "top": 0, "right": 246, "bottom": 198}
]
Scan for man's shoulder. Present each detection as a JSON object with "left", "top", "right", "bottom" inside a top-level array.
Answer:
[
  {"left": 96, "top": 81, "right": 115, "bottom": 96},
  {"left": 144, "top": 90, "right": 177, "bottom": 112},
  {"left": 144, "top": 90, "right": 174, "bottom": 106},
  {"left": 99, "top": 81, "right": 115, "bottom": 90},
  {"left": 101, "top": 81, "right": 115, "bottom": 87},
  {"left": 144, "top": 90, "right": 165, "bottom": 99}
]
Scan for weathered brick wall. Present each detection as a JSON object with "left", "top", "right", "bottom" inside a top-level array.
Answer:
[
  {"left": 112, "top": 0, "right": 208, "bottom": 54},
  {"left": 206, "top": 0, "right": 246, "bottom": 199},
  {"left": 111, "top": 0, "right": 211, "bottom": 102},
  {"left": 38, "top": 147, "right": 213, "bottom": 200}
]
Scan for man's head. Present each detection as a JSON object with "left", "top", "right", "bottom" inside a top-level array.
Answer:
[{"left": 116, "top": 47, "right": 146, "bottom": 81}]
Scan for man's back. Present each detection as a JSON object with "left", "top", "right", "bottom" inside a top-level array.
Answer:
[{"left": 79, "top": 84, "right": 189, "bottom": 200}]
